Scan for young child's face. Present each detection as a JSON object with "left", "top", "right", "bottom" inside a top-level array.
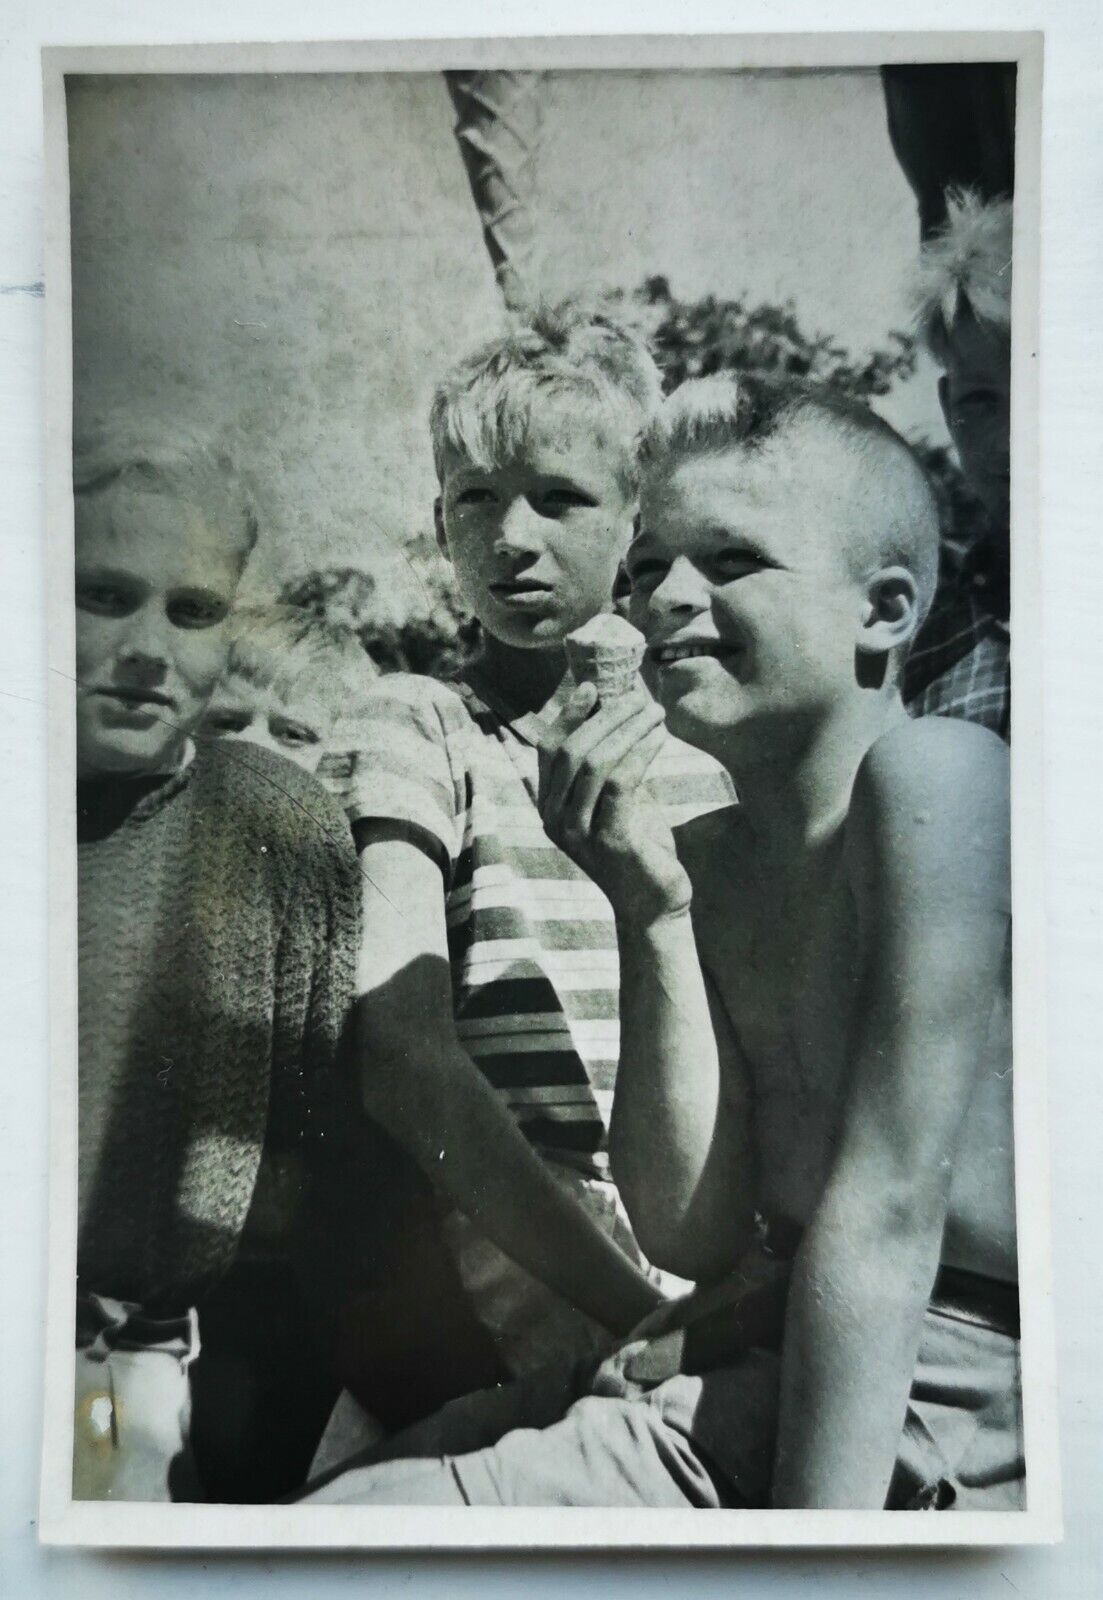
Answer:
[
  {"left": 628, "top": 429, "right": 868, "bottom": 756},
  {"left": 200, "top": 671, "right": 330, "bottom": 773},
  {"left": 436, "top": 407, "right": 635, "bottom": 652},
  {"left": 75, "top": 483, "right": 241, "bottom": 779},
  {"left": 938, "top": 313, "right": 1011, "bottom": 529}
]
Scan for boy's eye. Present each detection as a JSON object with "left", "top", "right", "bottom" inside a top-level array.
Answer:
[
  {"left": 714, "top": 549, "right": 770, "bottom": 580},
  {"left": 454, "top": 486, "right": 496, "bottom": 508},
  {"left": 271, "top": 718, "right": 321, "bottom": 748},
  {"left": 953, "top": 387, "right": 1002, "bottom": 415},
  {"left": 541, "top": 487, "right": 598, "bottom": 511},
  {"left": 76, "top": 581, "right": 136, "bottom": 617},
  {"left": 167, "top": 594, "right": 229, "bottom": 629},
  {"left": 203, "top": 710, "right": 252, "bottom": 735},
  {"left": 626, "top": 558, "right": 670, "bottom": 592}
]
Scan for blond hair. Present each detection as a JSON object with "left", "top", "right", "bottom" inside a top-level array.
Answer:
[
  {"left": 639, "top": 372, "right": 941, "bottom": 628},
  {"left": 73, "top": 413, "right": 259, "bottom": 560},
  {"left": 916, "top": 189, "right": 1013, "bottom": 362},
  {"left": 429, "top": 298, "right": 662, "bottom": 494},
  {"left": 223, "top": 605, "right": 376, "bottom": 721}
]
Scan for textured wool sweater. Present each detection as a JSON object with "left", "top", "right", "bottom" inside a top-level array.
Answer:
[{"left": 77, "top": 740, "right": 360, "bottom": 1311}]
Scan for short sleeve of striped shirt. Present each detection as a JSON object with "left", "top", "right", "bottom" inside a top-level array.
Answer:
[
  {"left": 343, "top": 674, "right": 468, "bottom": 873},
  {"left": 644, "top": 731, "right": 736, "bottom": 826}
]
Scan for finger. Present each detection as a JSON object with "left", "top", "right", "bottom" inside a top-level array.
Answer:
[
  {"left": 540, "top": 690, "right": 657, "bottom": 822},
  {"left": 599, "top": 723, "right": 667, "bottom": 798},
  {"left": 562, "top": 680, "right": 599, "bottom": 730},
  {"left": 561, "top": 713, "right": 666, "bottom": 841},
  {"left": 624, "top": 1329, "right": 685, "bottom": 1385},
  {"left": 579, "top": 726, "right": 667, "bottom": 841},
  {"left": 537, "top": 682, "right": 620, "bottom": 815}
]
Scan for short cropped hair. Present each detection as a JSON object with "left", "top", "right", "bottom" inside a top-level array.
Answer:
[
  {"left": 639, "top": 373, "right": 941, "bottom": 627},
  {"left": 429, "top": 298, "right": 663, "bottom": 494},
  {"left": 916, "top": 189, "right": 1013, "bottom": 364},
  {"left": 223, "top": 604, "right": 376, "bottom": 722},
  {"left": 73, "top": 413, "right": 259, "bottom": 560}
]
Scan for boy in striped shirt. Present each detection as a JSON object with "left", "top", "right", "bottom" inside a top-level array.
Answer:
[{"left": 345, "top": 304, "right": 734, "bottom": 1383}]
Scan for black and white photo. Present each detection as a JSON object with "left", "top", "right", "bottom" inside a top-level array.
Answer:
[{"left": 38, "top": 33, "right": 1055, "bottom": 1548}]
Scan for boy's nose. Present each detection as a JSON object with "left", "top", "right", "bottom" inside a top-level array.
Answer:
[
  {"left": 116, "top": 606, "right": 170, "bottom": 676},
  {"left": 494, "top": 497, "right": 545, "bottom": 558},
  {"left": 649, "top": 555, "right": 710, "bottom": 618}
]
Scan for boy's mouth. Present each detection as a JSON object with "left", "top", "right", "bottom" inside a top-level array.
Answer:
[
  {"left": 650, "top": 638, "right": 737, "bottom": 668},
  {"left": 95, "top": 686, "right": 177, "bottom": 711},
  {"left": 490, "top": 578, "right": 557, "bottom": 611}
]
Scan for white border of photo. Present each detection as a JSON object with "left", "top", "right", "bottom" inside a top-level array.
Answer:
[{"left": 37, "top": 28, "right": 1057, "bottom": 1551}]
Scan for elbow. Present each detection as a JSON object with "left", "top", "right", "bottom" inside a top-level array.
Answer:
[
  {"left": 633, "top": 1224, "right": 702, "bottom": 1282},
  {"left": 803, "top": 1176, "right": 949, "bottom": 1302},
  {"left": 876, "top": 1164, "right": 954, "bottom": 1248},
  {"left": 626, "top": 1204, "right": 754, "bottom": 1285}
]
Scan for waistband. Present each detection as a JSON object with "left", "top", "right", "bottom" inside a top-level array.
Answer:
[{"left": 928, "top": 1264, "right": 1020, "bottom": 1342}]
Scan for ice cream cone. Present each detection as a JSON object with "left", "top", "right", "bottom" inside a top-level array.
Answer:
[{"left": 565, "top": 614, "right": 646, "bottom": 699}]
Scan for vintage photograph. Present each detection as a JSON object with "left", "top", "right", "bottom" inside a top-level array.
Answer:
[{"left": 40, "top": 35, "right": 1052, "bottom": 1545}]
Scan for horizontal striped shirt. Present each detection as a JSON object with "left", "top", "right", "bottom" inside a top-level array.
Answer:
[{"left": 347, "top": 667, "right": 735, "bottom": 1178}]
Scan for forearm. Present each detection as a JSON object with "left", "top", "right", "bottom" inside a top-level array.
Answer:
[
  {"left": 611, "top": 911, "right": 753, "bottom": 1280},
  {"left": 771, "top": 1210, "right": 942, "bottom": 1508},
  {"left": 361, "top": 1022, "right": 660, "bottom": 1335}
]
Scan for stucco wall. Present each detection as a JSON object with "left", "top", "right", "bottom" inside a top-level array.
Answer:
[{"left": 67, "top": 68, "right": 945, "bottom": 602}]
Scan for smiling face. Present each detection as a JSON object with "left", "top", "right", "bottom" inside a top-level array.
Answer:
[
  {"left": 628, "top": 430, "right": 870, "bottom": 762},
  {"left": 938, "top": 311, "right": 1011, "bottom": 529},
  {"left": 436, "top": 406, "right": 635, "bottom": 652},
  {"left": 200, "top": 671, "right": 331, "bottom": 773},
  {"left": 75, "top": 483, "right": 243, "bottom": 779}
]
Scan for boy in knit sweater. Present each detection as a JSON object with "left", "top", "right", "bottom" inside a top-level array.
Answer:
[{"left": 72, "top": 420, "right": 363, "bottom": 1501}]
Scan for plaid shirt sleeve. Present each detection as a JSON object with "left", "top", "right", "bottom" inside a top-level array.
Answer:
[{"left": 904, "top": 584, "right": 1011, "bottom": 742}]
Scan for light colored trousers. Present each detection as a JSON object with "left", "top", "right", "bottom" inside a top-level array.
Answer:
[
  {"left": 310, "top": 1156, "right": 686, "bottom": 1479},
  {"left": 301, "top": 1300, "right": 1025, "bottom": 1509}
]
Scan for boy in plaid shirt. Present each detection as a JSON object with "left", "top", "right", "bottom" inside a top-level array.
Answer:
[{"left": 905, "top": 189, "right": 1012, "bottom": 740}]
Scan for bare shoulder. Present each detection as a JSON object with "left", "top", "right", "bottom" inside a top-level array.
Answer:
[
  {"left": 856, "top": 714, "right": 1008, "bottom": 809},
  {"left": 848, "top": 715, "right": 1010, "bottom": 912}
]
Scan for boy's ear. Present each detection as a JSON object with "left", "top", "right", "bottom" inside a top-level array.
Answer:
[
  {"left": 857, "top": 566, "right": 921, "bottom": 656},
  {"left": 433, "top": 497, "right": 449, "bottom": 560}
]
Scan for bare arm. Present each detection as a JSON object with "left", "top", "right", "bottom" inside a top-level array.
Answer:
[
  {"left": 539, "top": 688, "right": 756, "bottom": 1283},
  {"left": 772, "top": 719, "right": 1011, "bottom": 1509},
  {"left": 353, "top": 824, "right": 661, "bottom": 1337},
  {"left": 612, "top": 918, "right": 756, "bottom": 1281}
]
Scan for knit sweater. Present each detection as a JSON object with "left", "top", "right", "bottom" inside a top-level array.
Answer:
[{"left": 77, "top": 740, "right": 360, "bottom": 1311}]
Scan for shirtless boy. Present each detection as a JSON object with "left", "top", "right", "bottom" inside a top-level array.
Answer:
[{"left": 303, "top": 375, "right": 1018, "bottom": 1511}]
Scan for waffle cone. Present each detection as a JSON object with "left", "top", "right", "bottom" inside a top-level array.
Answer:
[{"left": 565, "top": 615, "right": 646, "bottom": 698}]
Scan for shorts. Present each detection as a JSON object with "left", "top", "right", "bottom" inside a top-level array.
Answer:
[{"left": 300, "top": 1276, "right": 1024, "bottom": 1510}]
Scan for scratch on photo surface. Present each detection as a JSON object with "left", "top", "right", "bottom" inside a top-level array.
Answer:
[{"left": 0, "top": 280, "right": 44, "bottom": 296}]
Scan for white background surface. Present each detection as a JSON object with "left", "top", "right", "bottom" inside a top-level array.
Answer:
[{"left": 1, "top": 1, "right": 1099, "bottom": 1594}]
